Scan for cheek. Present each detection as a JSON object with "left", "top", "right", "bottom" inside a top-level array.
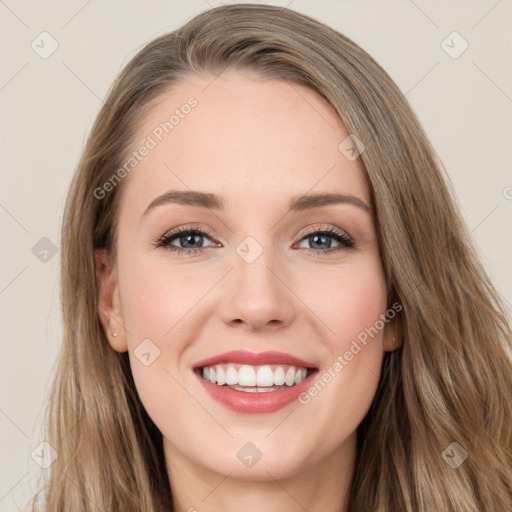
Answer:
[
  {"left": 116, "top": 241, "right": 389, "bottom": 475},
  {"left": 115, "top": 251, "right": 195, "bottom": 417},
  {"left": 118, "top": 264, "right": 197, "bottom": 439},
  {"left": 294, "top": 258, "right": 388, "bottom": 437},
  {"left": 118, "top": 251, "right": 205, "bottom": 342},
  {"left": 304, "top": 256, "right": 388, "bottom": 345}
]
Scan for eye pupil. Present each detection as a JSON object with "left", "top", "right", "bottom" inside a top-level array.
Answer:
[
  {"left": 310, "top": 234, "right": 332, "bottom": 250},
  {"left": 181, "top": 233, "right": 203, "bottom": 248}
]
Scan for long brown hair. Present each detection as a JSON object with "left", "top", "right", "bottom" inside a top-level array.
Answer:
[{"left": 29, "top": 4, "right": 512, "bottom": 511}]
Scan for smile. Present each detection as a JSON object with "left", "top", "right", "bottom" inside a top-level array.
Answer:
[
  {"left": 198, "top": 363, "right": 313, "bottom": 390},
  {"left": 193, "top": 350, "right": 318, "bottom": 413}
]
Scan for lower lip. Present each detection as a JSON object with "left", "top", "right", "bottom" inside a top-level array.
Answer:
[{"left": 194, "top": 369, "right": 317, "bottom": 414}]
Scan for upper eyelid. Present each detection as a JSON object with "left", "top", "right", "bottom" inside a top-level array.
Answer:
[
  {"left": 160, "top": 224, "right": 351, "bottom": 238},
  {"left": 157, "top": 224, "right": 353, "bottom": 246}
]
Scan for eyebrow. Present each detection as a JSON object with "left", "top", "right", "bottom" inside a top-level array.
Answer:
[{"left": 142, "top": 190, "right": 373, "bottom": 217}]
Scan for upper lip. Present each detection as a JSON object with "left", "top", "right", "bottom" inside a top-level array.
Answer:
[{"left": 194, "top": 350, "right": 317, "bottom": 369}]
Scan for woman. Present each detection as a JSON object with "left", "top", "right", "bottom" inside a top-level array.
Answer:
[{"left": 30, "top": 3, "right": 512, "bottom": 511}]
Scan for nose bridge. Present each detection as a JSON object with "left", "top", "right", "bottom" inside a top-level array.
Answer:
[{"left": 218, "top": 234, "right": 296, "bottom": 330}]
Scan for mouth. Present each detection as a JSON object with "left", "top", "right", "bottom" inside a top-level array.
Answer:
[
  {"left": 192, "top": 350, "right": 319, "bottom": 413},
  {"left": 194, "top": 363, "right": 317, "bottom": 392}
]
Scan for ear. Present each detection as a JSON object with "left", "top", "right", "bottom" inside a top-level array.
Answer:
[
  {"left": 382, "top": 320, "right": 403, "bottom": 352},
  {"left": 95, "top": 249, "right": 128, "bottom": 352}
]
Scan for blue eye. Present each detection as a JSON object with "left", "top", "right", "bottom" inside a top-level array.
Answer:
[
  {"left": 154, "top": 225, "right": 354, "bottom": 256},
  {"left": 154, "top": 227, "right": 218, "bottom": 255},
  {"left": 295, "top": 227, "right": 354, "bottom": 255}
]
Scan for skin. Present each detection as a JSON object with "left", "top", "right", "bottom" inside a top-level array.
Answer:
[{"left": 97, "top": 70, "right": 399, "bottom": 512}]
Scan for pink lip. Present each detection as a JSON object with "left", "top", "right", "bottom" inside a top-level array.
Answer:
[
  {"left": 193, "top": 350, "right": 316, "bottom": 369},
  {"left": 193, "top": 350, "right": 318, "bottom": 414},
  {"left": 194, "top": 368, "right": 318, "bottom": 414}
]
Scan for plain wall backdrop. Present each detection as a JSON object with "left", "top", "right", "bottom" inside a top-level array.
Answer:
[{"left": 1, "top": 0, "right": 511, "bottom": 509}]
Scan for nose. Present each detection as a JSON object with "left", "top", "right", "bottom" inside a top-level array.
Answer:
[{"left": 217, "top": 245, "right": 297, "bottom": 332}]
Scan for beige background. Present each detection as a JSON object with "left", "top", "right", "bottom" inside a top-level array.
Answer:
[{"left": 1, "top": 0, "right": 511, "bottom": 509}]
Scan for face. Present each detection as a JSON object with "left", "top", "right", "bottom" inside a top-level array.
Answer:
[{"left": 97, "top": 70, "right": 396, "bottom": 484}]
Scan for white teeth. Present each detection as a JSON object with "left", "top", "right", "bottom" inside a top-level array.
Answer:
[
  {"left": 226, "top": 366, "right": 238, "bottom": 385},
  {"left": 285, "top": 366, "right": 296, "bottom": 386},
  {"left": 238, "top": 365, "right": 256, "bottom": 386},
  {"left": 294, "top": 368, "right": 307, "bottom": 384},
  {"left": 274, "top": 366, "right": 285, "bottom": 385},
  {"left": 230, "top": 385, "right": 281, "bottom": 393},
  {"left": 200, "top": 363, "right": 312, "bottom": 388},
  {"left": 256, "top": 365, "right": 274, "bottom": 387},
  {"left": 216, "top": 366, "right": 226, "bottom": 386}
]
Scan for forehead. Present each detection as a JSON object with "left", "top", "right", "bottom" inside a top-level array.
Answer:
[{"left": 118, "top": 70, "right": 370, "bottom": 220}]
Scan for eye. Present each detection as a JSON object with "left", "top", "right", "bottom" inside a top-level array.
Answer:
[
  {"left": 153, "top": 226, "right": 218, "bottom": 255},
  {"left": 153, "top": 225, "right": 354, "bottom": 256},
  {"left": 294, "top": 226, "right": 354, "bottom": 256}
]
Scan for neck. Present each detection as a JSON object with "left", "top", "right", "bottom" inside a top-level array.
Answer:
[{"left": 165, "top": 433, "right": 356, "bottom": 512}]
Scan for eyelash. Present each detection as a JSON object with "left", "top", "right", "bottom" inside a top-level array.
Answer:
[{"left": 153, "top": 224, "right": 355, "bottom": 257}]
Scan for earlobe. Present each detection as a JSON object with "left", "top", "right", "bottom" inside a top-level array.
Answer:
[
  {"left": 95, "top": 249, "right": 128, "bottom": 353},
  {"left": 382, "top": 322, "right": 403, "bottom": 352}
]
